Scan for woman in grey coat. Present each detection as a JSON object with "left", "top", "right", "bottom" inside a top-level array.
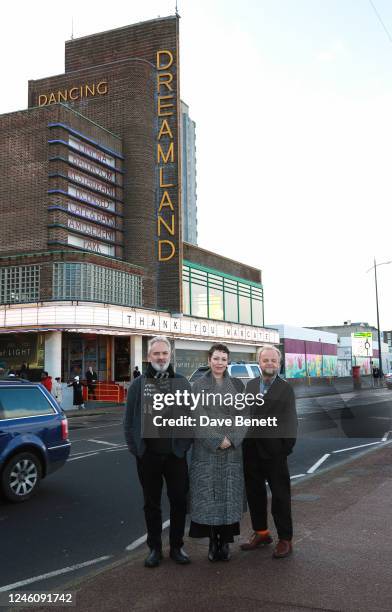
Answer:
[{"left": 189, "top": 343, "right": 247, "bottom": 562}]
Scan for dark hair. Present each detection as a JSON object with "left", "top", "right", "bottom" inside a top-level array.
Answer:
[{"left": 208, "top": 343, "right": 230, "bottom": 358}]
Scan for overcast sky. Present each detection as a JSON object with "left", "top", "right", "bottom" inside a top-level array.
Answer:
[{"left": 2, "top": 0, "right": 392, "bottom": 330}]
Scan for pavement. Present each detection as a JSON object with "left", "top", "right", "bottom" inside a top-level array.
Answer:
[{"left": 29, "top": 440, "right": 392, "bottom": 612}]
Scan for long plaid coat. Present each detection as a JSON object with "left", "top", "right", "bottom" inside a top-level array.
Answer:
[{"left": 189, "top": 370, "right": 247, "bottom": 525}]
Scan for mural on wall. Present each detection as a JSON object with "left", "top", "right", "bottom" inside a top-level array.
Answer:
[
  {"left": 322, "top": 355, "right": 337, "bottom": 376},
  {"left": 306, "top": 354, "right": 322, "bottom": 377},
  {"left": 285, "top": 353, "right": 306, "bottom": 378},
  {"left": 285, "top": 353, "right": 338, "bottom": 378}
]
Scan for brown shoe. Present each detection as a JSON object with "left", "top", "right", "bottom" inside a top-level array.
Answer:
[
  {"left": 240, "top": 532, "right": 273, "bottom": 551},
  {"left": 272, "top": 539, "right": 292, "bottom": 558}
]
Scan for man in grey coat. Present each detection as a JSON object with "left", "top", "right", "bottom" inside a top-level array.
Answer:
[{"left": 124, "top": 336, "right": 192, "bottom": 568}]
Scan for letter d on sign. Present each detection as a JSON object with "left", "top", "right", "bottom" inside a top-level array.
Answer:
[
  {"left": 158, "top": 240, "right": 176, "bottom": 261},
  {"left": 157, "top": 50, "right": 174, "bottom": 70},
  {"left": 38, "top": 95, "right": 48, "bottom": 106}
]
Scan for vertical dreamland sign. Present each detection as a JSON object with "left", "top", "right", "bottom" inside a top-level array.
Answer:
[{"left": 155, "top": 17, "right": 183, "bottom": 313}]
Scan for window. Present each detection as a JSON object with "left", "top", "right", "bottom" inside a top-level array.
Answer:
[
  {"left": 251, "top": 298, "right": 263, "bottom": 326},
  {"left": 0, "top": 266, "right": 40, "bottom": 304},
  {"left": 53, "top": 263, "right": 142, "bottom": 307},
  {"left": 191, "top": 282, "right": 208, "bottom": 318},
  {"left": 0, "top": 388, "right": 55, "bottom": 419},
  {"left": 230, "top": 365, "right": 249, "bottom": 377},
  {"left": 182, "top": 263, "right": 263, "bottom": 326},
  {"left": 224, "top": 291, "right": 238, "bottom": 323},
  {"left": 183, "top": 280, "right": 190, "bottom": 314},
  {"left": 239, "top": 295, "right": 251, "bottom": 325},
  {"left": 250, "top": 365, "right": 261, "bottom": 377},
  {"left": 208, "top": 287, "right": 223, "bottom": 320}
]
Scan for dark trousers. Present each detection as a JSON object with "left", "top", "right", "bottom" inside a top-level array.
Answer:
[
  {"left": 243, "top": 442, "right": 293, "bottom": 540},
  {"left": 136, "top": 450, "right": 189, "bottom": 550}
]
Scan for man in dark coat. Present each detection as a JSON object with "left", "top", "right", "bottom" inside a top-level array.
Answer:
[
  {"left": 124, "top": 336, "right": 192, "bottom": 568},
  {"left": 241, "top": 345, "right": 297, "bottom": 558},
  {"left": 68, "top": 375, "right": 85, "bottom": 410},
  {"left": 85, "top": 366, "right": 98, "bottom": 400}
]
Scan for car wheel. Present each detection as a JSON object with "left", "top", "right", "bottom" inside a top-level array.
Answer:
[{"left": 1, "top": 452, "right": 42, "bottom": 503}]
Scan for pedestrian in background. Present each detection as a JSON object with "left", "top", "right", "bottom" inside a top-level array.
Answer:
[
  {"left": 53, "top": 377, "right": 63, "bottom": 405},
  {"left": 85, "top": 365, "right": 98, "bottom": 400},
  {"left": 19, "top": 363, "right": 29, "bottom": 379},
  {"left": 68, "top": 375, "right": 85, "bottom": 410},
  {"left": 41, "top": 371, "right": 52, "bottom": 393}
]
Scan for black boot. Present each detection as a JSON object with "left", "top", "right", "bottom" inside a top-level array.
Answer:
[
  {"left": 208, "top": 533, "right": 220, "bottom": 562},
  {"left": 170, "top": 547, "right": 191, "bottom": 564},
  {"left": 144, "top": 548, "right": 163, "bottom": 568},
  {"left": 219, "top": 541, "right": 231, "bottom": 561}
]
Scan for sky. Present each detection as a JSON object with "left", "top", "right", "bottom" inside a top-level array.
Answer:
[{"left": 2, "top": 0, "right": 392, "bottom": 330}]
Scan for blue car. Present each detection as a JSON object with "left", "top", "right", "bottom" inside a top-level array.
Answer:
[{"left": 0, "top": 378, "right": 71, "bottom": 502}]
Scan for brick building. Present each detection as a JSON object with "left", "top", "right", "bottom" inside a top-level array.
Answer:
[{"left": 0, "top": 16, "right": 277, "bottom": 392}]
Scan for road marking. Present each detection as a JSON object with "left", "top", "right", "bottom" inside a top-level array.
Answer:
[
  {"left": 87, "top": 439, "right": 120, "bottom": 447},
  {"left": 332, "top": 441, "right": 381, "bottom": 454},
  {"left": 290, "top": 474, "right": 306, "bottom": 480},
  {"left": 0, "top": 556, "right": 111, "bottom": 592},
  {"left": 68, "top": 453, "right": 100, "bottom": 461},
  {"left": 125, "top": 520, "right": 170, "bottom": 551},
  {"left": 307, "top": 453, "right": 330, "bottom": 473}
]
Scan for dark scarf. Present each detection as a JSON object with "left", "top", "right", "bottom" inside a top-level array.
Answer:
[{"left": 144, "top": 363, "right": 176, "bottom": 454}]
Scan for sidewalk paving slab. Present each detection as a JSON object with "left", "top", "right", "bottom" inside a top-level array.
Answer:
[{"left": 27, "top": 442, "right": 392, "bottom": 612}]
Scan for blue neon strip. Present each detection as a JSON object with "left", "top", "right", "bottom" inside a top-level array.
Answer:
[
  {"left": 48, "top": 139, "right": 124, "bottom": 173},
  {"left": 48, "top": 172, "right": 123, "bottom": 203},
  {"left": 48, "top": 123, "right": 124, "bottom": 159},
  {"left": 47, "top": 189, "right": 123, "bottom": 217},
  {"left": 47, "top": 205, "right": 123, "bottom": 231}
]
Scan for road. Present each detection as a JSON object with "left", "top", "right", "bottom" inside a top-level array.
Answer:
[{"left": 0, "top": 387, "right": 391, "bottom": 593}]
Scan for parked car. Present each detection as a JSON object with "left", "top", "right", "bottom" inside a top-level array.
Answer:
[
  {"left": 189, "top": 362, "right": 261, "bottom": 383},
  {"left": 0, "top": 378, "right": 71, "bottom": 502},
  {"left": 384, "top": 373, "right": 392, "bottom": 389}
]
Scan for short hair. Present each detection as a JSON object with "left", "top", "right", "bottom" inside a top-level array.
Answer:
[
  {"left": 208, "top": 343, "right": 230, "bottom": 358},
  {"left": 257, "top": 344, "right": 282, "bottom": 362},
  {"left": 147, "top": 336, "right": 171, "bottom": 354}
]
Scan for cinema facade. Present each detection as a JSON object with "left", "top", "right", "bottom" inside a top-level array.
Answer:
[{"left": 0, "top": 16, "right": 278, "bottom": 383}]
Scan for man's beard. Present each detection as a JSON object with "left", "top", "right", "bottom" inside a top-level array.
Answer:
[
  {"left": 261, "top": 367, "right": 278, "bottom": 377},
  {"left": 151, "top": 361, "right": 169, "bottom": 373}
]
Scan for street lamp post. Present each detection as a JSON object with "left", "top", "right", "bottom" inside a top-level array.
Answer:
[{"left": 367, "top": 258, "right": 392, "bottom": 379}]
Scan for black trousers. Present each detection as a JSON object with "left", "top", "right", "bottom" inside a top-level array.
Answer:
[
  {"left": 243, "top": 442, "right": 293, "bottom": 540},
  {"left": 136, "top": 450, "right": 189, "bottom": 549}
]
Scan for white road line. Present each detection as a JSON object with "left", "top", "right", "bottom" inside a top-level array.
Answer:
[
  {"left": 68, "top": 453, "right": 100, "bottom": 461},
  {"left": 125, "top": 520, "right": 170, "bottom": 551},
  {"left": 290, "top": 474, "right": 306, "bottom": 480},
  {"left": 0, "top": 556, "right": 111, "bottom": 592},
  {"left": 332, "top": 442, "right": 380, "bottom": 454},
  {"left": 87, "top": 439, "right": 119, "bottom": 447},
  {"left": 307, "top": 453, "right": 330, "bottom": 473}
]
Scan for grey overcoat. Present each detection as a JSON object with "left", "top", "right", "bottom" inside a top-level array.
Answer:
[{"left": 189, "top": 370, "right": 248, "bottom": 525}]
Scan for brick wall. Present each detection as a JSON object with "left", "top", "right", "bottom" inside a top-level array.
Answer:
[
  {"left": 183, "top": 243, "right": 262, "bottom": 284},
  {"left": 27, "top": 17, "right": 182, "bottom": 312}
]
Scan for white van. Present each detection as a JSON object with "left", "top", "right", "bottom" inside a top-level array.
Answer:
[{"left": 188, "top": 362, "right": 261, "bottom": 383}]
